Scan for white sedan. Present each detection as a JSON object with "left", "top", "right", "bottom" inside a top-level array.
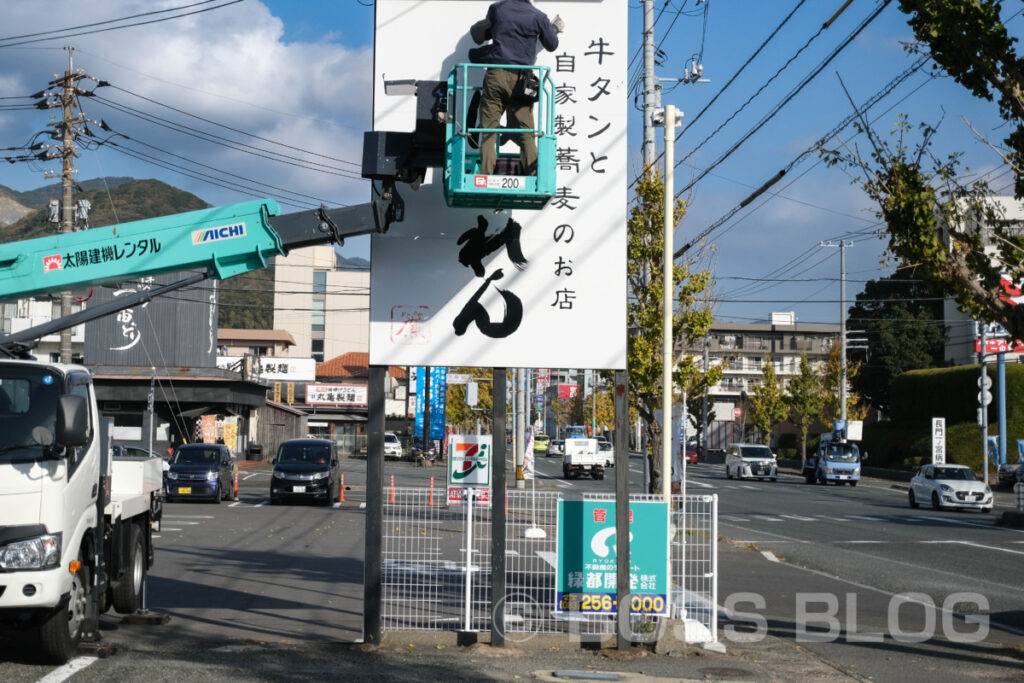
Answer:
[{"left": 908, "top": 463, "right": 992, "bottom": 512}]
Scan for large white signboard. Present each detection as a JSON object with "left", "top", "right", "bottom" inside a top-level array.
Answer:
[{"left": 369, "top": 0, "right": 627, "bottom": 370}]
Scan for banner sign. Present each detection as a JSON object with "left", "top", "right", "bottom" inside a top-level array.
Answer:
[
  {"left": 556, "top": 500, "right": 669, "bottom": 616},
  {"left": 305, "top": 384, "right": 367, "bottom": 406},
  {"left": 416, "top": 367, "right": 449, "bottom": 440}
]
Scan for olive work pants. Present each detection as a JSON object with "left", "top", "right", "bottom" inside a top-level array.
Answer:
[{"left": 479, "top": 68, "right": 537, "bottom": 176}]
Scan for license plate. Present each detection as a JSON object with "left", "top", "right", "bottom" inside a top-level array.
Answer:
[
  {"left": 293, "top": 485, "right": 306, "bottom": 493},
  {"left": 178, "top": 487, "right": 192, "bottom": 495}
]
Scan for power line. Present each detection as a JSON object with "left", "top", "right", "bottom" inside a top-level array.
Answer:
[
  {"left": 107, "top": 85, "right": 361, "bottom": 169},
  {"left": 0, "top": 0, "right": 245, "bottom": 48},
  {"left": 674, "top": 1, "right": 892, "bottom": 200}
]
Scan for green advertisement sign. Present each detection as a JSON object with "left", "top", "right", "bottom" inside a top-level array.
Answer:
[{"left": 556, "top": 500, "right": 669, "bottom": 616}]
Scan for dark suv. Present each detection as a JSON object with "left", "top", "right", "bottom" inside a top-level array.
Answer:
[
  {"left": 270, "top": 439, "right": 340, "bottom": 505},
  {"left": 166, "top": 443, "right": 235, "bottom": 503}
]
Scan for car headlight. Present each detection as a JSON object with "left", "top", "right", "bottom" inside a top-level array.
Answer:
[
  {"left": 273, "top": 470, "right": 286, "bottom": 479},
  {"left": 0, "top": 533, "right": 62, "bottom": 570},
  {"left": 984, "top": 486, "right": 992, "bottom": 493},
  {"left": 317, "top": 471, "right": 330, "bottom": 479},
  {"left": 167, "top": 471, "right": 178, "bottom": 480},
  {"left": 940, "top": 484, "right": 953, "bottom": 492},
  {"left": 207, "top": 471, "right": 219, "bottom": 481},
  {"left": 853, "top": 468, "right": 860, "bottom": 476}
]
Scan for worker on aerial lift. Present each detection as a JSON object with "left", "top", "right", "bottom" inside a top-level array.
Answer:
[{"left": 469, "top": 0, "right": 565, "bottom": 176}]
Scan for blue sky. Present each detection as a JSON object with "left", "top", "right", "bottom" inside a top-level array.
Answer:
[{"left": 0, "top": 1, "right": 1019, "bottom": 326}]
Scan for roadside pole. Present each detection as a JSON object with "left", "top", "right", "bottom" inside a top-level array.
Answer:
[
  {"left": 490, "top": 368, "right": 507, "bottom": 647},
  {"left": 981, "top": 325, "right": 989, "bottom": 484},
  {"left": 613, "top": 369, "right": 631, "bottom": 650},
  {"left": 364, "top": 365, "right": 385, "bottom": 644}
]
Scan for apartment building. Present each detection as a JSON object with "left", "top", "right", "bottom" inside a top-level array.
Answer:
[{"left": 682, "top": 312, "right": 839, "bottom": 448}]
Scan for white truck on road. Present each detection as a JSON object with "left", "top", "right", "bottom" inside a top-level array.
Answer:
[
  {"left": 0, "top": 359, "right": 163, "bottom": 663},
  {"left": 562, "top": 438, "right": 604, "bottom": 480}
]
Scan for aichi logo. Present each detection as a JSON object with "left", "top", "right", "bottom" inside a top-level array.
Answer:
[
  {"left": 43, "top": 254, "right": 63, "bottom": 272},
  {"left": 192, "top": 222, "right": 246, "bottom": 245},
  {"left": 474, "top": 175, "right": 488, "bottom": 188}
]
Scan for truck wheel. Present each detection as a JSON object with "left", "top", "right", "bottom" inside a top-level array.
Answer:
[
  {"left": 804, "top": 473, "right": 814, "bottom": 485},
  {"left": 817, "top": 473, "right": 826, "bottom": 485},
  {"left": 112, "top": 525, "right": 145, "bottom": 614},
  {"left": 848, "top": 481, "right": 857, "bottom": 487},
  {"left": 37, "top": 551, "right": 89, "bottom": 664}
]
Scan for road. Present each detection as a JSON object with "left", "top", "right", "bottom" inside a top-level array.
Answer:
[{"left": 3, "top": 453, "right": 1023, "bottom": 681}]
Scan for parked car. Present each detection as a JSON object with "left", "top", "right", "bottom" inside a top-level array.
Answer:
[
  {"left": 725, "top": 443, "right": 778, "bottom": 481},
  {"left": 908, "top": 463, "right": 992, "bottom": 513},
  {"left": 548, "top": 439, "right": 564, "bottom": 457},
  {"left": 996, "top": 462, "right": 1023, "bottom": 489},
  {"left": 166, "top": 443, "right": 236, "bottom": 503},
  {"left": 270, "top": 438, "right": 340, "bottom": 505},
  {"left": 534, "top": 433, "right": 550, "bottom": 454},
  {"left": 384, "top": 432, "right": 403, "bottom": 460}
]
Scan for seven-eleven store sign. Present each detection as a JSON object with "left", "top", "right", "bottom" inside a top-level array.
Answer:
[{"left": 447, "top": 435, "right": 492, "bottom": 508}]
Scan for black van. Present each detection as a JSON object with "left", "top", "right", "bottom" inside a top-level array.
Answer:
[{"left": 270, "top": 438, "right": 340, "bottom": 505}]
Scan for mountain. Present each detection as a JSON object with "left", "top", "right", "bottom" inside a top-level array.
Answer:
[
  {"left": 0, "top": 179, "right": 275, "bottom": 329},
  {"left": 11, "top": 177, "right": 134, "bottom": 208},
  {"left": 0, "top": 193, "right": 32, "bottom": 226}
]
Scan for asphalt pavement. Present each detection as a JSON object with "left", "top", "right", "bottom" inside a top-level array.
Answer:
[{"left": 4, "top": 455, "right": 1024, "bottom": 681}]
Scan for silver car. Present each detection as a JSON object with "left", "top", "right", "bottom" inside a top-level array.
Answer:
[
  {"left": 725, "top": 443, "right": 778, "bottom": 481},
  {"left": 908, "top": 463, "right": 992, "bottom": 512}
]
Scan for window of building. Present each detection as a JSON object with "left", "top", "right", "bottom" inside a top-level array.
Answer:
[
  {"left": 720, "top": 334, "right": 740, "bottom": 350},
  {"left": 311, "top": 338, "right": 324, "bottom": 363},
  {"left": 313, "top": 270, "right": 327, "bottom": 294},
  {"left": 249, "top": 346, "right": 269, "bottom": 357},
  {"left": 312, "top": 300, "right": 325, "bottom": 332}
]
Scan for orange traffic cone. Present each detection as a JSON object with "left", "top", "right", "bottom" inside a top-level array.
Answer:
[
  {"left": 339, "top": 473, "right": 345, "bottom": 503},
  {"left": 233, "top": 470, "right": 238, "bottom": 500},
  {"left": 428, "top": 475, "right": 434, "bottom": 506},
  {"left": 389, "top": 473, "right": 395, "bottom": 504}
]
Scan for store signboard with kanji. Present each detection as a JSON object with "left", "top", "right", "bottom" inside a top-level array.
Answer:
[
  {"left": 556, "top": 500, "right": 669, "bottom": 616},
  {"left": 305, "top": 384, "right": 367, "bottom": 406},
  {"left": 369, "top": 0, "right": 627, "bottom": 370}
]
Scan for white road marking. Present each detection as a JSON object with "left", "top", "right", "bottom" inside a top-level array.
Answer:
[
  {"left": 161, "top": 515, "right": 214, "bottom": 519},
  {"left": 845, "top": 515, "right": 887, "bottom": 522},
  {"left": 160, "top": 528, "right": 181, "bottom": 532},
  {"left": 228, "top": 501, "right": 243, "bottom": 507},
  {"left": 683, "top": 479, "right": 716, "bottom": 489},
  {"left": 536, "top": 550, "right": 557, "bottom": 569},
  {"left": 740, "top": 485, "right": 759, "bottom": 490},
  {"left": 37, "top": 656, "right": 97, "bottom": 682},
  {"left": 920, "top": 540, "right": 1024, "bottom": 556},
  {"left": 838, "top": 540, "right": 891, "bottom": 544},
  {"left": 243, "top": 472, "right": 264, "bottom": 480},
  {"left": 780, "top": 514, "right": 816, "bottom": 522},
  {"left": 721, "top": 516, "right": 750, "bottom": 522},
  {"left": 754, "top": 515, "right": 783, "bottom": 522},
  {"left": 761, "top": 551, "right": 780, "bottom": 562},
  {"left": 919, "top": 515, "right": 1021, "bottom": 531}
]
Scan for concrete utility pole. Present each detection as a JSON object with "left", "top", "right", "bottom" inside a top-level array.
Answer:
[
  {"left": 58, "top": 47, "right": 77, "bottom": 364},
  {"left": 660, "top": 104, "right": 678, "bottom": 500},
  {"left": 515, "top": 368, "right": 525, "bottom": 489},
  {"left": 821, "top": 241, "right": 853, "bottom": 423},
  {"left": 642, "top": 0, "right": 657, "bottom": 169}
]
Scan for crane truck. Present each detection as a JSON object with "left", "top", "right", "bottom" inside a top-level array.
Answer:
[{"left": 0, "top": 188, "right": 405, "bottom": 662}]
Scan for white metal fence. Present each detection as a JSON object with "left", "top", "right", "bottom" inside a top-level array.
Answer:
[{"left": 381, "top": 486, "right": 718, "bottom": 643}]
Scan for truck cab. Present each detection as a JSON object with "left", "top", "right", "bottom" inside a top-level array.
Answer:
[{"left": 804, "top": 438, "right": 865, "bottom": 486}]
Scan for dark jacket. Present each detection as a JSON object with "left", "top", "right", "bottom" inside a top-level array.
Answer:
[{"left": 474, "top": 0, "right": 559, "bottom": 66}]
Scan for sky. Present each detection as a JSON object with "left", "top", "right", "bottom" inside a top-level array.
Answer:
[{"left": 0, "top": 0, "right": 1020, "bottom": 328}]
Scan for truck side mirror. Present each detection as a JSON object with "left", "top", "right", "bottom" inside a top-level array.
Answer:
[{"left": 56, "top": 394, "right": 88, "bottom": 449}]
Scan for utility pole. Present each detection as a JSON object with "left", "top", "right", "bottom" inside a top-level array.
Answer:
[
  {"left": 821, "top": 241, "right": 853, "bottom": 422},
  {"left": 701, "top": 334, "right": 710, "bottom": 454},
  {"left": 642, "top": 0, "right": 657, "bottom": 169},
  {"left": 58, "top": 47, "right": 77, "bottom": 364}
]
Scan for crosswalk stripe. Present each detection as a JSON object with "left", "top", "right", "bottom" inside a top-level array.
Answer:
[{"left": 780, "top": 514, "right": 816, "bottom": 522}]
